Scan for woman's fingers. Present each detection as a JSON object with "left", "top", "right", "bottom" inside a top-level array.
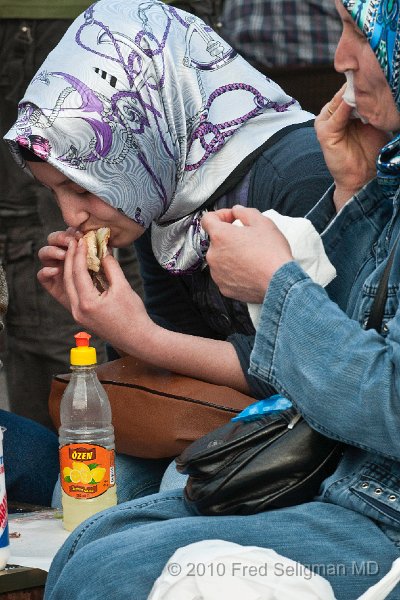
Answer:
[
  {"left": 316, "top": 86, "right": 354, "bottom": 156},
  {"left": 318, "top": 84, "right": 350, "bottom": 124},
  {"left": 73, "top": 237, "right": 94, "bottom": 283},
  {"left": 38, "top": 245, "right": 67, "bottom": 266},
  {"left": 202, "top": 207, "right": 265, "bottom": 240},
  {"left": 328, "top": 84, "right": 347, "bottom": 109},
  {"left": 319, "top": 98, "right": 352, "bottom": 128},
  {"left": 202, "top": 214, "right": 232, "bottom": 240},
  {"left": 231, "top": 205, "right": 265, "bottom": 226},
  {"left": 37, "top": 263, "right": 71, "bottom": 311},
  {"left": 330, "top": 97, "right": 353, "bottom": 122},
  {"left": 47, "top": 228, "right": 78, "bottom": 247},
  {"left": 201, "top": 209, "right": 235, "bottom": 234},
  {"left": 63, "top": 239, "right": 82, "bottom": 314},
  {"left": 100, "top": 254, "right": 128, "bottom": 288},
  {"left": 38, "top": 266, "right": 60, "bottom": 278}
]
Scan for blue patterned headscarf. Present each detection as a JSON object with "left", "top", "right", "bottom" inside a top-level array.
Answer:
[
  {"left": 342, "top": 0, "right": 400, "bottom": 189},
  {"left": 4, "top": 0, "right": 313, "bottom": 274}
]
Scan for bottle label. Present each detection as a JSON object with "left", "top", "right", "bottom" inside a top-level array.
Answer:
[
  {"left": 60, "top": 444, "right": 115, "bottom": 499},
  {"left": 0, "top": 454, "right": 9, "bottom": 550}
]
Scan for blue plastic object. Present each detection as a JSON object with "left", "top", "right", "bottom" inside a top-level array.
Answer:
[{"left": 232, "top": 394, "right": 293, "bottom": 422}]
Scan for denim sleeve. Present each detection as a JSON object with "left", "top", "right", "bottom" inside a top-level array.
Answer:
[
  {"left": 228, "top": 333, "right": 277, "bottom": 399},
  {"left": 249, "top": 261, "right": 400, "bottom": 460}
]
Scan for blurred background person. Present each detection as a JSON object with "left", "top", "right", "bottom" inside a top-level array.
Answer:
[
  {"left": 167, "top": 0, "right": 345, "bottom": 114},
  {"left": 219, "top": 0, "right": 341, "bottom": 70}
]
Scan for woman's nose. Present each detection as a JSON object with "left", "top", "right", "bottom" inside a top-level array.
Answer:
[
  {"left": 57, "top": 193, "right": 90, "bottom": 228},
  {"left": 334, "top": 31, "right": 358, "bottom": 74}
]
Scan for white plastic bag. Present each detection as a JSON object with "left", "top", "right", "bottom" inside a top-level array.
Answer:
[
  {"left": 148, "top": 540, "right": 400, "bottom": 600},
  {"left": 148, "top": 540, "right": 336, "bottom": 600}
]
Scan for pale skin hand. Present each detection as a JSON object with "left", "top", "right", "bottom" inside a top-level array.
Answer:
[
  {"left": 202, "top": 206, "right": 293, "bottom": 303},
  {"left": 40, "top": 234, "right": 250, "bottom": 394},
  {"left": 315, "top": 86, "right": 390, "bottom": 210},
  {"left": 37, "top": 228, "right": 82, "bottom": 311}
]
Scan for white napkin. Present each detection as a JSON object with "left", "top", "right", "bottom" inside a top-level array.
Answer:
[
  {"left": 9, "top": 512, "right": 69, "bottom": 572},
  {"left": 234, "top": 209, "right": 336, "bottom": 328},
  {"left": 342, "top": 71, "right": 368, "bottom": 124}
]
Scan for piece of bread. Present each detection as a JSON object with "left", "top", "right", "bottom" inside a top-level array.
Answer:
[
  {"left": 84, "top": 230, "right": 100, "bottom": 272},
  {"left": 83, "top": 227, "right": 111, "bottom": 291},
  {"left": 83, "top": 227, "right": 110, "bottom": 273},
  {"left": 96, "top": 227, "right": 110, "bottom": 262}
]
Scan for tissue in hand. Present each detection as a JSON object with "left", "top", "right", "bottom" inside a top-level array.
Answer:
[
  {"left": 343, "top": 71, "right": 368, "bottom": 124},
  {"left": 233, "top": 210, "right": 336, "bottom": 329}
]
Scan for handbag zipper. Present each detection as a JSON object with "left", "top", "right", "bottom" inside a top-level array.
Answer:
[{"left": 287, "top": 413, "right": 302, "bottom": 429}]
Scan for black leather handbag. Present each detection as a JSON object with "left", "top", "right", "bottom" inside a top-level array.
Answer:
[
  {"left": 176, "top": 407, "right": 342, "bottom": 515},
  {"left": 176, "top": 233, "right": 400, "bottom": 516}
]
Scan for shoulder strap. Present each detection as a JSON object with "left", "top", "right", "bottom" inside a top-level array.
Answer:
[{"left": 366, "top": 230, "right": 400, "bottom": 332}]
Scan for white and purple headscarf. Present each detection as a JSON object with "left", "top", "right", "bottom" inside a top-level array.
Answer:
[{"left": 5, "top": 0, "right": 313, "bottom": 273}]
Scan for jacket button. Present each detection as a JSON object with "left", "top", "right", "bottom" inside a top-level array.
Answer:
[
  {"left": 374, "top": 488, "right": 383, "bottom": 495},
  {"left": 382, "top": 323, "right": 389, "bottom": 333},
  {"left": 361, "top": 482, "right": 369, "bottom": 489},
  {"left": 389, "top": 495, "right": 397, "bottom": 501}
]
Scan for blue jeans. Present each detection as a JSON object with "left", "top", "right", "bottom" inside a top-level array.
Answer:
[
  {"left": 44, "top": 490, "right": 400, "bottom": 600},
  {"left": 159, "top": 459, "right": 187, "bottom": 491},
  {"left": 2, "top": 409, "right": 59, "bottom": 506},
  {"left": 1, "top": 408, "right": 169, "bottom": 506}
]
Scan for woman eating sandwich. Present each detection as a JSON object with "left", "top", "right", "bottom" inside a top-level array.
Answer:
[{"left": 4, "top": 0, "right": 332, "bottom": 490}]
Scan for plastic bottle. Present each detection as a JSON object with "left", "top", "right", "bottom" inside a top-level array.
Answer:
[
  {"left": 59, "top": 332, "right": 117, "bottom": 531},
  {"left": 0, "top": 428, "right": 10, "bottom": 569}
]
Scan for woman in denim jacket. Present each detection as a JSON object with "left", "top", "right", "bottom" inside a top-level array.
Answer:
[{"left": 38, "top": 0, "right": 400, "bottom": 598}]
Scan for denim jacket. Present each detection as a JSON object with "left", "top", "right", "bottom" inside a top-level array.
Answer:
[{"left": 249, "top": 178, "right": 400, "bottom": 541}]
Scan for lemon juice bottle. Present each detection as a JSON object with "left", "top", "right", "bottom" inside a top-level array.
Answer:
[{"left": 59, "top": 332, "right": 117, "bottom": 531}]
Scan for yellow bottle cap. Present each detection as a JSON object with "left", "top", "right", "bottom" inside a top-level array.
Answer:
[{"left": 70, "top": 332, "right": 97, "bottom": 366}]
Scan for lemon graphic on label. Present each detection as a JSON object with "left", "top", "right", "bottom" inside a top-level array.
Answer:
[
  {"left": 69, "top": 469, "right": 82, "bottom": 483},
  {"left": 91, "top": 467, "right": 106, "bottom": 483},
  {"left": 80, "top": 470, "right": 92, "bottom": 484},
  {"left": 63, "top": 466, "right": 72, "bottom": 479},
  {"left": 73, "top": 461, "right": 91, "bottom": 475}
]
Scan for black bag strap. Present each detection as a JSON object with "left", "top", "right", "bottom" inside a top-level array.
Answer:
[{"left": 365, "top": 230, "right": 400, "bottom": 332}]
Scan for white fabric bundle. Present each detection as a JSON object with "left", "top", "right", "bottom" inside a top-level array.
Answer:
[
  {"left": 148, "top": 540, "right": 400, "bottom": 600},
  {"left": 233, "top": 209, "right": 337, "bottom": 328},
  {"left": 148, "top": 540, "right": 335, "bottom": 600}
]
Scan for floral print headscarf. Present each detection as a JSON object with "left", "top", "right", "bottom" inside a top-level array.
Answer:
[
  {"left": 342, "top": 0, "right": 400, "bottom": 190},
  {"left": 5, "top": 0, "right": 313, "bottom": 273}
]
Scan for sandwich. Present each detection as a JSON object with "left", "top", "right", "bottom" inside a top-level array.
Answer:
[{"left": 83, "top": 227, "right": 110, "bottom": 291}]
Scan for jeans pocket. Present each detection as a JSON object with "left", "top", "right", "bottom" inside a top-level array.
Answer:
[{"left": 5, "top": 240, "right": 40, "bottom": 328}]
